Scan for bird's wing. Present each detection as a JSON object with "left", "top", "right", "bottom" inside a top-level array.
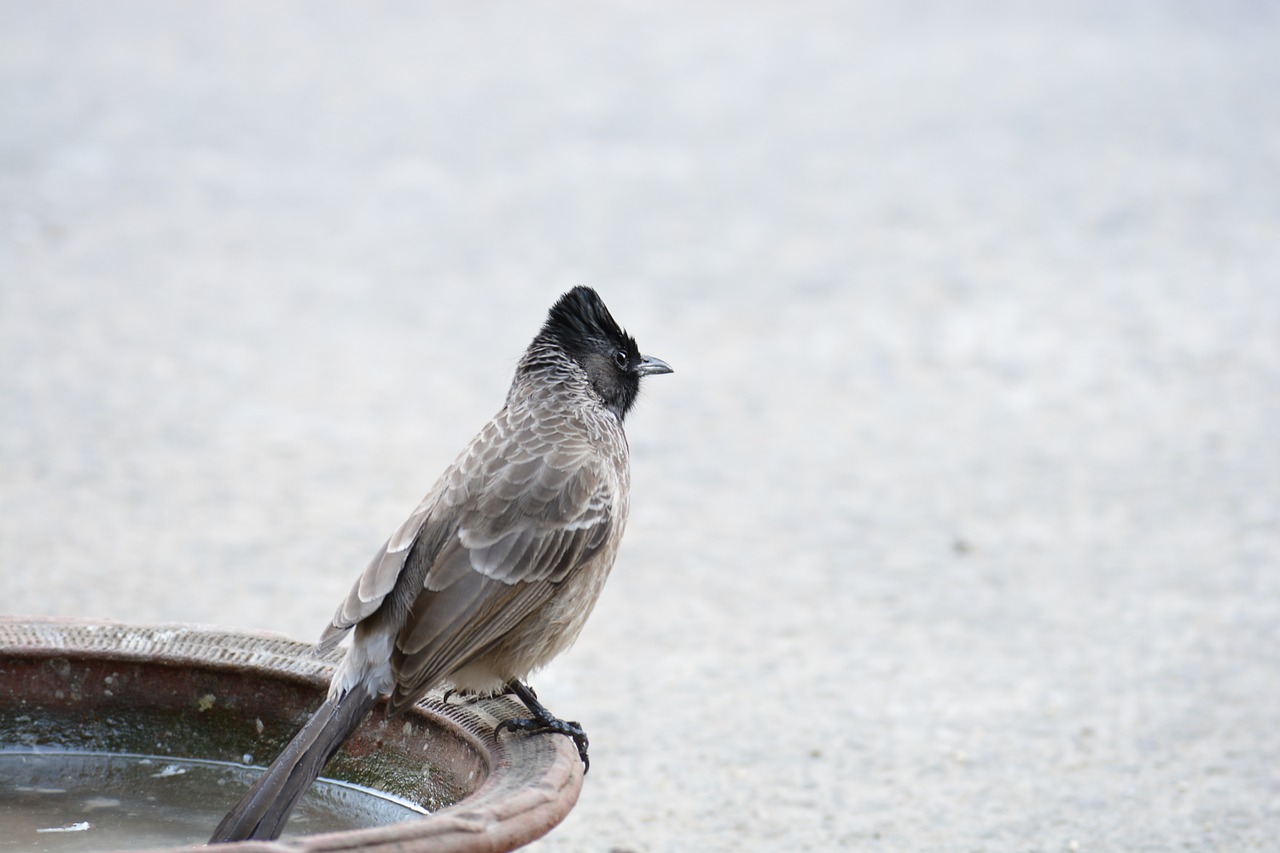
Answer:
[
  {"left": 316, "top": 417, "right": 518, "bottom": 654},
  {"left": 319, "top": 407, "right": 618, "bottom": 704},
  {"left": 385, "top": 418, "right": 615, "bottom": 704}
]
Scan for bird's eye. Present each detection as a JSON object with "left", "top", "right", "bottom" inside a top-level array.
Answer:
[{"left": 613, "top": 350, "right": 629, "bottom": 369}]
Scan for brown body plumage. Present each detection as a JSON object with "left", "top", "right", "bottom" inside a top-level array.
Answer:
[{"left": 210, "top": 287, "right": 671, "bottom": 843}]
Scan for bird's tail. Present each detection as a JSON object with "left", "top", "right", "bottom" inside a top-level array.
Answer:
[{"left": 209, "top": 688, "right": 379, "bottom": 843}]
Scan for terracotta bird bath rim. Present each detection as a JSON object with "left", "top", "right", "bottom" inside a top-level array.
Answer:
[{"left": 0, "top": 616, "right": 584, "bottom": 853}]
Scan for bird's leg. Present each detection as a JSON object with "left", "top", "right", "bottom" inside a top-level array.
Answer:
[
  {"left": 501, "top": 681, "right": 537, "bottom": 701},
  {"left": 441, "top": 687, "right": 484, "bottom": 704},
  {"left": 495, "top": 680, "right": 590, "bottom": 773}
]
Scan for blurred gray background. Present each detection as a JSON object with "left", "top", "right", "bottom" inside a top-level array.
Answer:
[{"left": 2, "top": 2, "right": 1278, "bottom": 850}]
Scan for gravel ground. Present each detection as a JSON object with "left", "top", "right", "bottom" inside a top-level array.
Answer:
[{"left": 2, "top": 2, "right": 1279, "bottom": 851}]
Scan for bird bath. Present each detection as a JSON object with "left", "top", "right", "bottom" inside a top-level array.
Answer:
[{"left": 0, "top": 618, "right": 583, "bottom": 852}]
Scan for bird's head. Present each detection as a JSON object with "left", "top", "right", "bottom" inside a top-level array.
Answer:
[{"left": 537, "top": 286, "right": 673, "bottom": 419}]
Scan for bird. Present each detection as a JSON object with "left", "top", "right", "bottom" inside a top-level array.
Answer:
[{"left": 209, "top": 286, "right": 672, "bottom": 843}]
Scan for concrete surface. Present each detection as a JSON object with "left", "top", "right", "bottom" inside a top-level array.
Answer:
[{"left": 2, "top": 2, "right": 1278, "bottom": 850}]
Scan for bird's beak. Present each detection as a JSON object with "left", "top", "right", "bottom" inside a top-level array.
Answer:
[{"left": 636, "top": 355, "right": 674, "bottom": 377}]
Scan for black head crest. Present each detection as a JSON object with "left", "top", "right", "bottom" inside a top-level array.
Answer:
[{"left": 542, "top": 286, "right": 636, "bottom": 357}]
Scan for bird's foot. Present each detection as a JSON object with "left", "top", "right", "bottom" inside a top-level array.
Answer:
[
  {"left": 497, "top": 715, "right": 590, "bottom": 771},
  {"left": 495, "top": 680, "right": 590, "bottom": 772}
]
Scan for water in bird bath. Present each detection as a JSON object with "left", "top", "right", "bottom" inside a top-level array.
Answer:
[{"left": 0, "top": 750, "right": 426, "bottom": 851}]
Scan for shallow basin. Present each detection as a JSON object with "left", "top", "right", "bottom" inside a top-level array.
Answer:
[{"left": 0, "top": 618, "right": 583, "bottom": 852}]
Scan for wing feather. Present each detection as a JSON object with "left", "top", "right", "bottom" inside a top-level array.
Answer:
[{"left": 318, "top": 495, "right": 441, "bottom": 652}]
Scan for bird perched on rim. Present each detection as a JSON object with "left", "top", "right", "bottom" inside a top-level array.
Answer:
[{"left": 209, "top": 286, "right": 672, "bottom": 843}]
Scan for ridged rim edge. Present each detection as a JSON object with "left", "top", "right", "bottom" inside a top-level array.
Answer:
[{"left": 0, "top": 616, "right": 584, "bottom": 853}]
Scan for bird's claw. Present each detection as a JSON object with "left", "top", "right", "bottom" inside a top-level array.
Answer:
[{"left": 496, "top": 716, "right": 590, "bottom": 773}]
